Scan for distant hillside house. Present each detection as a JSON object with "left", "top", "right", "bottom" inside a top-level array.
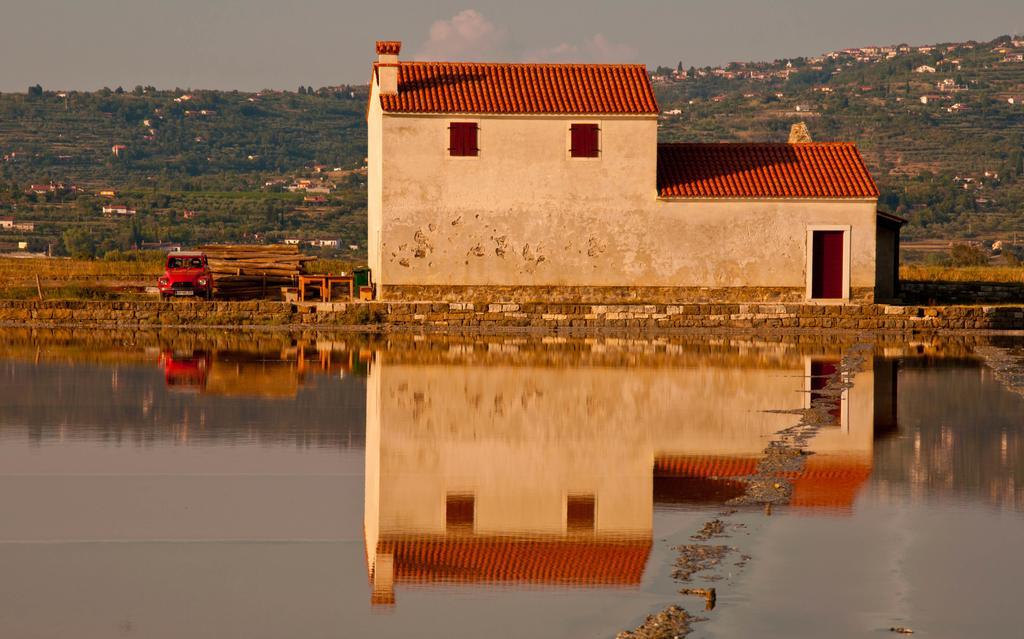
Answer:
[
  {"left": 102, "top": 205, "right": 136, "bottom": 217},
  {"left": 366, "top": 41, "right": 900, "bottom": 304}
]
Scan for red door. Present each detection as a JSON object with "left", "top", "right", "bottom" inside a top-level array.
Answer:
[{"left": 812, "top": 231, "right": 844, "bottom": 299}]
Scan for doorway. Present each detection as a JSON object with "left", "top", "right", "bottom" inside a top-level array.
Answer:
[{"left": 811, "top": 230, "right": 845, "bottom": 299}]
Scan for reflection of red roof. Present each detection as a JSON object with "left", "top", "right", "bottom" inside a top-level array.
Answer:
[
  {"left": 374, "top": 535, "right": 651, "bottom": 586},
  {"left": 656, "top": 454, "right": 872, "bottom": 512},
  {"left": 655, "top": 455, "right": 760, "bottom": 478},
  {"left": 657, "top": 143, "right": 879, "bottom": 199},
  {"left": 376, "top": 62, "right": 659, "bottom": 115},
  {"left": 786, "top": 457, "right": 872, "bottom": 512}
]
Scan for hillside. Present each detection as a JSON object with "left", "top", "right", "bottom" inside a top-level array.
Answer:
[
  {"left": 653, "top": 35, "right": 1024, "bottom": 241},
  {"left": 0, "top": 35, "right": 1022, "bottom": 258}
]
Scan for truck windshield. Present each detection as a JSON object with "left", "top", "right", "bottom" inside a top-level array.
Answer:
[{"left": 168, "top": 256, "right": 204, "bottom": 269}]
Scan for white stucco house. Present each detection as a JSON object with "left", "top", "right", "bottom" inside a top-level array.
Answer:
[{"left": 367, "top": 41, "right": 902, "bottom": 304}]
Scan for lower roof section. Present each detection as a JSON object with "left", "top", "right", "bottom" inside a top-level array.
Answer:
[{"left": 657, "top": 142, "right": 879, "bottom": 199}]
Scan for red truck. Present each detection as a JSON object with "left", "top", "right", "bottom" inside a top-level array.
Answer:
[{"left": 158, "top": 252, "right": 214, "bottom": 299}]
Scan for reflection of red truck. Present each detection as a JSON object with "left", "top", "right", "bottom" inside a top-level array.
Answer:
[
  {"left": 159, "top": 351, "right": 210, "bottom": 390},
  {"left": 158, "top": 252, "right": 213, "bottom": 299}
]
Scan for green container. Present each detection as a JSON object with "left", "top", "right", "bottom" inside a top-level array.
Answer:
[{"left": 353, "top": 267, "right": 371, "bottom": 288}]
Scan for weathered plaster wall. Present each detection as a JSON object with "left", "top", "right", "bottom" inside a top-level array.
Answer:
[
  {"left": 377, "top": 111, "right": 658, "bottom": 287},
  {"left": 381, "top": 190, "right": 877, "bottom": 291},
  {"left": 367, "top": 80, "right": 384, "bottom": 279},
  {"left": 370, "top": 108, "right": 878, "bottom": 299}
]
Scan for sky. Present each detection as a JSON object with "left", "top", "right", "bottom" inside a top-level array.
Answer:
[{"left": 1, "top": 0, "right": 1022, "bottom": 92}]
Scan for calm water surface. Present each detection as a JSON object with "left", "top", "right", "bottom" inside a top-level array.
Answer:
[{"left": 0, "top": 331, "right": 1021, "bottom": 638}]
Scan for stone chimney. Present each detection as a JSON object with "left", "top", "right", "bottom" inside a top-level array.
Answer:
[
  {"left": 376, "top": 41, "right": 401, "bottom": 96},
  {"left": 788, "top": 122, "right": 813, "bottom": 143}
]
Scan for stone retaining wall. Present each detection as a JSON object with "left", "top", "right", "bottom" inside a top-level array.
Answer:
[
  {"left": 1, "top": 299, "right": 1023, "bottom": 331},
  {"left": 901, "top": 281, "right": 1024, "bottom": 305},
  {"left": 380, "top": 285, "right": 876, "bottom": 304}
]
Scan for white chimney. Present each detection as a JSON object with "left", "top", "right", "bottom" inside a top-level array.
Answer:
[{"left": 376, "top": 40, "right": 401, "bottom": 96}]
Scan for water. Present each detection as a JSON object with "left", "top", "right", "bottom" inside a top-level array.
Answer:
[{"left": 0, "top": 330, "right": 1021, "bottom": 638}]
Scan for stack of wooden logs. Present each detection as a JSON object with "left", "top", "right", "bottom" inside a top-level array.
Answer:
[{"left": 199, "top": 244, "right": 313, "bottom": 300}]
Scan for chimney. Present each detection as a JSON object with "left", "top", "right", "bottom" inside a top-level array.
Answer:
[
  {"left": 376, "top": 40, "right": 401, "bottom": 96},
  {"left": 788, "top": 122, "right": 813, "bottom": 143}
]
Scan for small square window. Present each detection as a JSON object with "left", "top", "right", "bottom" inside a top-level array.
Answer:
[
  {"left": 446, "top": 493, "right": 475, "bottom": 532},
  {"left": 566, "top": 495, "right": 596, "bottom": 532},
  {"left": 449, "top": 122, "right": 478, "bottom": 157},
  {"left": 570, "top": 124, "right": 600, "bottom": 158}
]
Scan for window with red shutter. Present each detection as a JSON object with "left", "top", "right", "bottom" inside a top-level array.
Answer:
[
  {"left": 449, "top": 122, "right": 478, "bottom": 157},
  {"left": 570, "top": 123, "right": 600, "bottom": 158}
]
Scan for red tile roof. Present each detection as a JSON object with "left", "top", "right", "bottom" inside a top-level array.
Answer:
[
  {"left": 374, "top": 535, "right": 651, "bottom": 586},
  {"left": 376, "top": 62, "right": 659, "bottom": 115},
  {"left": 657, "top": 143, "right": 879, "bottom": 199}
]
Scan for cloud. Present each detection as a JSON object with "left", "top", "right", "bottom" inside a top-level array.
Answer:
[
  {"left": 524, "top": 34, "right": 639, "bottom": 64},
  {"left": 415, "top": 9, "right": 509, "bottom": 61},
  {"left": 414, "top": 10, "right": 638, "bottom": 64}
]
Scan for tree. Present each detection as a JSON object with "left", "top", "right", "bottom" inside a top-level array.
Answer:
[
  {"left": 76, "top": 197, "right": 97, "bottom": 215},
  {"left": 950, "top": 243, "right": 988, "bottom": 266},
  {"left": 62, "top": 227, "right": 96, "bottom": 259},
  {"left": 27, "top": 84, "right": 42, "bottom": 97}
]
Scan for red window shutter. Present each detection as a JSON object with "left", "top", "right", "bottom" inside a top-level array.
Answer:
[
  {"left": 449, "top": 122, "right": 478, "bottom": 157},
  {"left": 465, "top": 123, "right": 478, "bottom": 156},
  {"left": 570, "top": 124, "right": 599, "bottom": 158},
  {"left": 449, "top": 123, "right": 461, "bottom": 155}
]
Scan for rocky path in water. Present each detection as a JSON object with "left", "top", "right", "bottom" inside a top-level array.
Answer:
[
  {"left": 616, "top": 341, "right": 873, "bottom": 639},
  {"left": 975, "top": 343, "right": 1024, "bottom": 398}
]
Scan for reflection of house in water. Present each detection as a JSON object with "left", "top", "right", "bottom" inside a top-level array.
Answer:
[
  {"left": 364, "top": 346, "right": 899, "bottom": 605},
  {"left": 158, "top": 342, "right": 373, "bottom": 397}
]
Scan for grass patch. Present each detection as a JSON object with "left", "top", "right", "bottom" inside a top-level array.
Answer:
[
  {"left": 0, "top": 254, "right": 164, "bottom": 288},
  {"left": 901, "top": 265, "right": 1024, "bottom": 284},
  {"left": 0, "top": 285, "right": 142, "bottom": 301}
]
